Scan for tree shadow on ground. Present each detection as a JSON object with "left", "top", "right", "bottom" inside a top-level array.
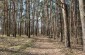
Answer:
[
  {"left": 71, "top": 45, "right": 83, "bottom": 51},
  {"left": 0, "top": 48, "right": 45, "bottom": 55}
]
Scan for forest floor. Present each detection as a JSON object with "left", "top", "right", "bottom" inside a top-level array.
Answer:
[{"left": 0, "top": 35, "right": 85, "bottom": 55}]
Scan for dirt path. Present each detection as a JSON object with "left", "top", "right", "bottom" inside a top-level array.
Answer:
[
  {"left": 22, "top": 36, "right": 64, "bottom": 55},
  {"left": 0, "top": 35, "right": 85, "bottom": 55},
  {"left": 22, "top": 36, "right": 85, "bottom": 55}
]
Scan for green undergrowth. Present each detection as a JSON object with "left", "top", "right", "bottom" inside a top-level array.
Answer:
[
  {"left": 18, "top": 39, "right": 34, "bottom": 51},
  {"left": 0, "top": 35, "right": 35, "bottom": 55}
]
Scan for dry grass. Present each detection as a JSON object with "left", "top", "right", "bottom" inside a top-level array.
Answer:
[
  {"left": 0, "top": 35, "right": 85, "bottom": 55},
  {"left": 0, "top": 35, "right": 34, "bottom": 55}
]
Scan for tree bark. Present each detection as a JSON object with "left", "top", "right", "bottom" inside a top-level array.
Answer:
[
  {"left": 61, "top": 0, "right": 71, "bottom": 48},
  {"left": 79, "top": 0, "right": 85, "bottom": 51}
]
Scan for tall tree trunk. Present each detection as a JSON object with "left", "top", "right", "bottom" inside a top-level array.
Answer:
[
  {"left": 61, "top": 0, "right": 71, "bottom": 48},
  {"left": 12, "top": 0, "right": 16, "bottom": 37},
  {"left": 79, "top": 0, "right": 85, "bottom": 51},
  {"left": 26, "top": 0, "right": 30, "bottom": 38}
]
